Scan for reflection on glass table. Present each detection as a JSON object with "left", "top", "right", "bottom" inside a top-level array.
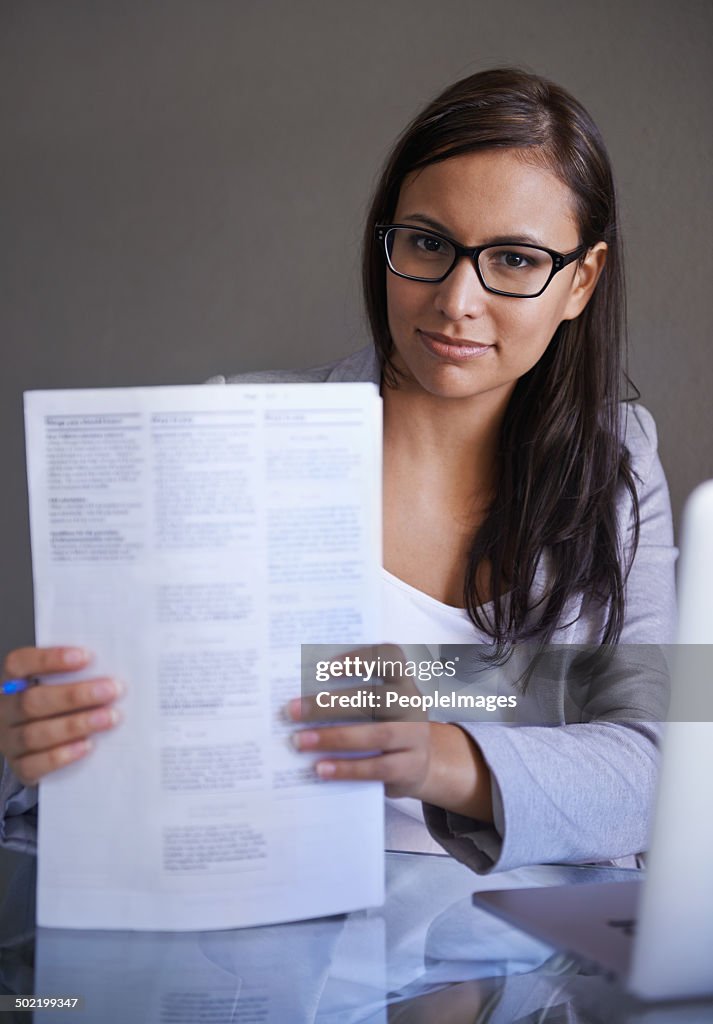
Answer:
[{"left": 1, "top": 849, "right": 712, "bottom": 1022}]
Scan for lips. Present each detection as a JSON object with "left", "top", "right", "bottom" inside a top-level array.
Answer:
[{"left": 418, "top": 330, "right": 494, "bottom": 361}]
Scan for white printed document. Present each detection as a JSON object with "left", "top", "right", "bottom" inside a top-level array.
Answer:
[{"left": 24, "top": 382, "right": 384, "bottom": 930}]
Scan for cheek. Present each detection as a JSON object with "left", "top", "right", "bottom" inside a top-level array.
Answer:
[
  {"left": 504, "top": 296, "right": 567, "bottom": 350},
  {"left": 386, "top": 277, "right": 426, "bottom": 328},
  {"left": 494, "top": 306, "right": 542, "bottom": 356}
]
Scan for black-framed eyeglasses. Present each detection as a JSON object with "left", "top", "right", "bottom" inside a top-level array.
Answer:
[{"left": 375, "top": 224, "right": 588, "bottom": 298}]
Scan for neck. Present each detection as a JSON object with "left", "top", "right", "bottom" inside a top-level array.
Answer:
[{"left": 382, "top": 379, "right": 509, "bottom": 496}]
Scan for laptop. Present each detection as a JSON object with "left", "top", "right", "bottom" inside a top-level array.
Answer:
[{"left": 473, "top": 480, "right": 713, "bottom": 1001}]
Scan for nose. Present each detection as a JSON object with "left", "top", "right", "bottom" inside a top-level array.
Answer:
[{"left": 433, "top": 256, "right": 488, "bottom": 321}]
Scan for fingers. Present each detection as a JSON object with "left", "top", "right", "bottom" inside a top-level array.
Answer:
[
  {"left": 290, "top": 667, "right": 427, "bottom": 724},
  {"left": 11, "top": 739, "right": 94, "bottom": 787},
  {"left": 314, "top": 750, "right": 414, "bottom": 788},
  {"left": 3, "top": 646, "right": 92, "bottom": 681},
  {"left": 0, "top": 646, "right": 124, "bottom": 785},
  {"left": 298, "top": 644, "right": 433, "bottom": 724},
  {"left": 289, "top": 690, "right": 380, "bottom": 724},
  {"left": 6, "top": 700, "right": 122, "bottom": 761},
  {"left": 292, "top": 721, "right": 402, "bottom": 753},
  {"left": 290, "top": 687, "right": 427, "bottom": 724},
  {"left": 3, "top": 676, "right": 123, "bottom": 729},
  {"left": 3, "top": 681, "right": 123, "bottom": 784},
  {"left": 291, "top": 721, "right": 431, "bottom": 796},
  {"left": 308, "top": 644, "right": 412, "bottom": 691}
]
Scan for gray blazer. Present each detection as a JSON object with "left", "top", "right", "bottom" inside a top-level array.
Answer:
[{"left": 0, "top": 346, "right": 677, "bottom": 873}]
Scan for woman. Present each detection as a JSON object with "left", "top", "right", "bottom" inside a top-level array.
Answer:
[{"left": 0, "top": 68, "right": 675, "bottom": 871}]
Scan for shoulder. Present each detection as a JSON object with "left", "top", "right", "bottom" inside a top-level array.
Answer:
[
  {"left": 619, "top": 401, "right": 658, "bottom": 452},
  {"left": 204, "top": 345, "right": 379, "bottom": 386},
  {"left": 618, "top": 402, "right": 660, "bottom": 482},
  {"left": 616, "top": 402, "right": 673, "bottom": 554}
]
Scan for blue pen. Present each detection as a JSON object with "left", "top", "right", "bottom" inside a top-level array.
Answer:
[{"left": 1, "top": 678, "right": 37, "bottom": 696}]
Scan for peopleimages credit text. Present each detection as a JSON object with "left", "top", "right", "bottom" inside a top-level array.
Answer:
[{"left": 315, "top": 689, "right": 517, "bottom": 711}]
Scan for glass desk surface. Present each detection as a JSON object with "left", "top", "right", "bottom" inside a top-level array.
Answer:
[{"left": 0, "top": 849, "right": 711, "bottom": 1023}]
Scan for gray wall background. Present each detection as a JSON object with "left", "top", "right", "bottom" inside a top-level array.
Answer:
[{"left": 1, "top": 0, "right": 711, "bottom": 659}]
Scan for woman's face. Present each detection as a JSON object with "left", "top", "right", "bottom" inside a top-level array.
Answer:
[{"left": 385, "top": 149, "right": 607, "bottom": 404}]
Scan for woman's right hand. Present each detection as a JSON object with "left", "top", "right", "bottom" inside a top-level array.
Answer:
[{"left": 0, "top": 647, "right": 123, "bottom": 786}]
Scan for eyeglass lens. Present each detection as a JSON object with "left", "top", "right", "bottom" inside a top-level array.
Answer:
[{"left": 385, "top": 227, "right": 554, "bottom": 296}]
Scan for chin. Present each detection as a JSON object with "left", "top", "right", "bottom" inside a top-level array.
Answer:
[{"left": 408, "top": 365, "right": 495, "bottom": 402}]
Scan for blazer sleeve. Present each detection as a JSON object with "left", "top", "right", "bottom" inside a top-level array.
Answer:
[
  {"left": 423, "top": 404, "right": 678, "bottom": 872},
  {"left": 0, "top": 759, "right": 37, "bottom": 853}
]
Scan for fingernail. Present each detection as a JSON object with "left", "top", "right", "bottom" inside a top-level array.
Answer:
[
  {"left": 316, "top": 761, "right": 336, "bottom": 778},
  {"left": 92, "top": 678, "right": 123, "bottom": 701},
  {"left": 62, "top": 647, "right": 90, "bottom": 667},
  {"left": 293, "top": 730, "right": 319, "bottom": 750},
  {"left": 88, "top": 707, "right": 122, "bottom": 729},
  {"left": 62, "top": 738, "right": 93, "bottom": 763},
  {"left": 288, "top": 698, "right": 302, "bottom": 721}
]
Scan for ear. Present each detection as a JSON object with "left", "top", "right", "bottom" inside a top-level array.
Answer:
[{"left": 561, "top": 242, "right": 608, "bottom": 321}]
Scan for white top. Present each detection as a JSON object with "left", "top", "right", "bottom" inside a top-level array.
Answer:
[
  {"left": 380, "top": 567, "right": 485, "bottom": 646},
  {"left": 381, "top": 568, "right": 489, "bottom": 853}
]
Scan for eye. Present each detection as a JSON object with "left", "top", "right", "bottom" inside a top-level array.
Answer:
[
  {"left": 500, "top": 251, "right": 533, "bottom": 269},
  {"left": 482, "top": 246, "right": 549, "bottom": 273},
  {"left": 414, "top": 233, "right": 447, "bottom": 254}
]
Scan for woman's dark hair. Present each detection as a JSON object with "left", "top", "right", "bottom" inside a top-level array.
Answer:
[{"left": 363, "top": 67, "right": 640, "bottom": 651}]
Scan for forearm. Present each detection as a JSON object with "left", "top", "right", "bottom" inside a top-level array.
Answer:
[
  {"left": 425, "top": 721, "right": 661, "bottom": 873},
  {"left": 417, "top": 723, "right": 493, "bottom": 823}
]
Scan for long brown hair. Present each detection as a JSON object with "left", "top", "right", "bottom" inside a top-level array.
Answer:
[{"left": 363, "top": 67, "right": 640, "bottom": 650}]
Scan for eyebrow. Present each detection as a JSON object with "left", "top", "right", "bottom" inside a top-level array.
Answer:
[{"left": 399, "top": 213, "right": 547, "bottom": 248}]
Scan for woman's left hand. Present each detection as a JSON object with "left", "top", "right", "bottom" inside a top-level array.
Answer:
[
  {"left": 288, "top": 646, "right": 495, "bottom": 820},
  {"left": 289, "top": 715, "right": 434, "bottom": 799},
  {"left": 288, "top": 702, "right": 493, "bottom": 821}
]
